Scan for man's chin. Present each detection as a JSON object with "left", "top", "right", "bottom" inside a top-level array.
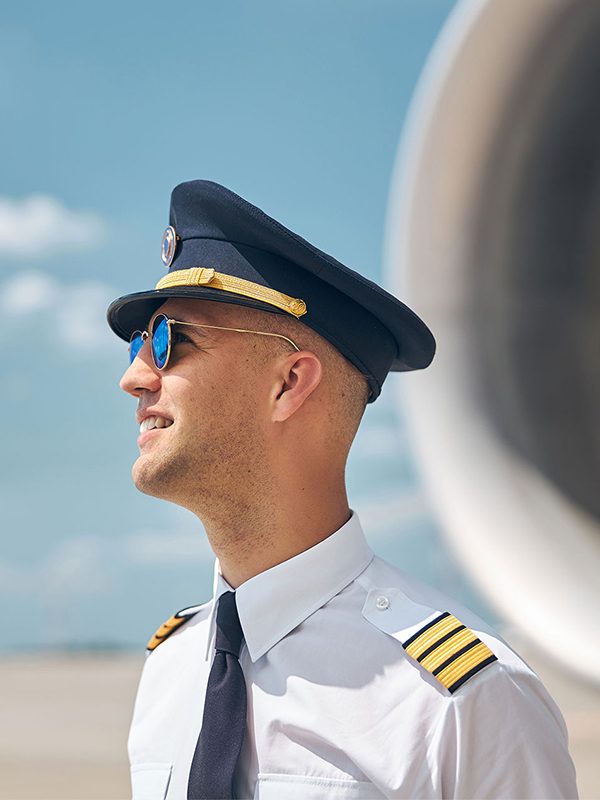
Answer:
[
  {"left": 131, "top": 459, "right": 171, "bottom": 499},
  {"left": 131, "top": 471, "right": 196, "bottom": 515}
]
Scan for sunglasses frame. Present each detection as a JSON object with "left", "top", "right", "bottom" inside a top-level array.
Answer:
[{"left": 129, "top": 313, "right": 301, "bottom": 371}]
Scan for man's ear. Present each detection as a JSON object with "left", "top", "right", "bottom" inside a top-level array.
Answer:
[{"left": 271, "top": 351, "right": 323, "bottom": 422}]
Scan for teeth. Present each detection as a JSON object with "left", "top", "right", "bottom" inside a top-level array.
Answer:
[{"left": 139, "top": 415, "right": 174, "bottom": 433}]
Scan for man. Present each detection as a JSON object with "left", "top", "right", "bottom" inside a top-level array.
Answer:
[{"left": 107, "top": 180, "right": 578, "bottom": 800}]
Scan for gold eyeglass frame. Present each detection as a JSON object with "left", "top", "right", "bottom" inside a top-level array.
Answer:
[{"left": 130, "top": 313, "right": 300, "bottom": 371}]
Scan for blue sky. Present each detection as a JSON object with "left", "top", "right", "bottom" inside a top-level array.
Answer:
[{"left": 1, "top": 0, "right": 495, "bottom": 651}]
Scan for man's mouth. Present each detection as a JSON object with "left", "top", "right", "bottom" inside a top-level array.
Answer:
[{"left": 139, "top": 415, "right": 174, "bottom": 434}]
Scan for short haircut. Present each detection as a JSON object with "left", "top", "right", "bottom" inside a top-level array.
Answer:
[{"left": 212, "top": 301, "right": 370, "bottom": 450}]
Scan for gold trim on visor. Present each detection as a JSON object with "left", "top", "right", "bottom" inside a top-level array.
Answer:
[{"left": 155, "top": 267, "right": 308, "bottom": 318}]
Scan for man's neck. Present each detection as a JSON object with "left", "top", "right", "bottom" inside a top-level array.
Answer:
[{"left": 201, "top": 491, "right": 352, "bottom": 588}]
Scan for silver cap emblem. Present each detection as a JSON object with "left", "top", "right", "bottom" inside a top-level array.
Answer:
[{"left": 161, "top": 225, "right": 177, "bottom": 268}]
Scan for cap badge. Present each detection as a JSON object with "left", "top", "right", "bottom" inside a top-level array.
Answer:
[{"left": 161, "top": 225, "right": 177, "bottom": 268}]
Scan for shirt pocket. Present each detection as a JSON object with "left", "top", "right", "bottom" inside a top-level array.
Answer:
[
  {"left": 130, "top": 762, "right": 173, "bottom": 800},
  {"left": 254, "top": 773, "right": 385, "bottom": 799}
]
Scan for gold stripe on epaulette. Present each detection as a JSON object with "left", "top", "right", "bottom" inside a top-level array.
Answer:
[
  {"left": 146, "top": 613, "right": 189, "bottom": 652},
  {"left": 420, "top": 627, "right": 479, "bottom": 672},
  {"left": 155, "top": 268, "right": 308, "bottom": 318},
  {"left": 402, "top": 611, "right": 498, "bottom": 693},
  {"left": 146, "top": 605, "right": 204, "bottom": 653},
  {"left": 436, "top": 641, "right": 497, "bottom": 693},
  {"left": 404, "top": 613, "right": 464, "bottom": 660}
]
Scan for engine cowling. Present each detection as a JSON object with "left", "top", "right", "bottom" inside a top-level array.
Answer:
[{"left": 385, "top": 0, "right": 600, "bottom": 683}]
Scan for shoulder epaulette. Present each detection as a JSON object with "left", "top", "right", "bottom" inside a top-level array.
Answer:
[
  {"left": 402, "top": 611, "right": 498, "bottom": 693},
  {"left": 146, "top": 604, "right": 204, "bottom": 653}
]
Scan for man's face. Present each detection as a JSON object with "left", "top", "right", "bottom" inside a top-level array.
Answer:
[{"left": 119, "top": 298, "right": 272, "bottom": 511}]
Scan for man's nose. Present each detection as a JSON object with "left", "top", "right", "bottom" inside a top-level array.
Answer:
[{"left": 119, "top": 340, "right": 161, "bottom": 397}]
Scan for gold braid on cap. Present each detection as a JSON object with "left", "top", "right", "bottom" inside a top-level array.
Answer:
[{"left": 155, "top": 267, "right": 307, "bottom": 318}]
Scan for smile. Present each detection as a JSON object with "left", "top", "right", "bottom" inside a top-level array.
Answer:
[{"left": 139, "top": 415, "right": 174, "bottom": 433}]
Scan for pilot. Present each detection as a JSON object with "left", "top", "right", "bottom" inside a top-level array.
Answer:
[{"left": 107, "top": 180, "right": 578, "bottom": 800}]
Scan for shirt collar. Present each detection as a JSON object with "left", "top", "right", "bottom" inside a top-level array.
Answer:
[{"left": 204, "top": 508, "right": 373, "bottom": 663}]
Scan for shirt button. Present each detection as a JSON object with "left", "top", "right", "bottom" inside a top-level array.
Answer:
[{"left": 375, "top": 595, "right": 390, "bottom": 610}]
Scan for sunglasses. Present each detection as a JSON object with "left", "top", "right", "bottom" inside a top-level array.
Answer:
[{"left": 129, "top": 313, "right": 300, "bottom": 371}]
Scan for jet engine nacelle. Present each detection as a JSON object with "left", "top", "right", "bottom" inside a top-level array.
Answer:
[{"left": 385, "top": 0, "right": 600, "bottom": 683}]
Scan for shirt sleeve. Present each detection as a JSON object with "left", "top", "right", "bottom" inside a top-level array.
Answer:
[{"left": 429, "top": 663, "right": 579, "bottom": 799}]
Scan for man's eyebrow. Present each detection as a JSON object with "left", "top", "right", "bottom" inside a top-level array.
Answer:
[
  {"left": 146, "top": 313, "right": 216, "bottom": 331},
  {"left": 172, "top": 318, "right": 220, "bottom": 339}
]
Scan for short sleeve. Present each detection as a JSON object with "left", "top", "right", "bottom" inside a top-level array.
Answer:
[{"left": 429, "top": 663, "right": 578, "bottom": 799}]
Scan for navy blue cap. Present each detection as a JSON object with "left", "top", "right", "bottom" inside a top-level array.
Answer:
[{"left": 106, "top": 180, "right": 435, "bottom": 403}]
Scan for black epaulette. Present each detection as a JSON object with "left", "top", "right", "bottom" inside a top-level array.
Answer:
[{"left": 146, "top": 605, "right": 204, "bottom": 653}]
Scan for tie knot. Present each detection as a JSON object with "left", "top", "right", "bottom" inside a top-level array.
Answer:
[{"left": 215, "top": 591, "right": 244, "bottom": 657}]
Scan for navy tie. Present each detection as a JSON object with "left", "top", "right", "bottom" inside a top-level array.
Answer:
[{"left": 187, "top": 590, "right": 247, "bottom": 800}]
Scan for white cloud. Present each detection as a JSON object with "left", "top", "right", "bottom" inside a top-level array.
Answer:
[
  {"left": 55, "top": 279, "right": 120, "bottom": 351},
  {"left": 0, "top": 527, "right": 211, "bottom": 603},
  {"left": 1, "top": 270, "right": 60, "bottom": 315},
  {"left": 0, "top": 534, "right": 110, "bottom": 597},
  {"left": 41, "top": 534, "right": 109, "bottom": 595},
  {"left": 0, "top": 269, "right": 121, "bottom": 353},
  {"left": 0, "top": 194, "right": 105, "bottom": 258}
]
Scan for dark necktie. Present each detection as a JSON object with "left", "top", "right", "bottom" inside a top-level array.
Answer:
[{"left": 187, "top": 590, "right": 247, "bottom": 800}]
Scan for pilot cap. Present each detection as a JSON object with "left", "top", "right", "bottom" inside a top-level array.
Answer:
[{"left": 106, "top": 180, "right": 436, "bottom": 403}]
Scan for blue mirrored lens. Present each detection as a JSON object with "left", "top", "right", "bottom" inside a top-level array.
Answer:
[
  {"left": 129, "top": 332, "right": 144, "bottom": 364},
  {"left": 152, "top": 316, "right": 170, "bottom": 369}
]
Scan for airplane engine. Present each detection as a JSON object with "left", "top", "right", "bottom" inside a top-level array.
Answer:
[{"left": 385, "top": 0, "right": 600, "bottom": 683}]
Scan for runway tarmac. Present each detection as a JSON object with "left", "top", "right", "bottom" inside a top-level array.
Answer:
[{"left": 0, "top": 633, "right": 598, "bottom": 799}]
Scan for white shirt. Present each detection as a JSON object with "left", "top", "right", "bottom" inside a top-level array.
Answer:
[{"left": 128, "top": 509, "right": 578, "bottom": 800}]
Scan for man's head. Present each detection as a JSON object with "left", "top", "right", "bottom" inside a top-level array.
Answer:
[
  {"left": 108, "top": 181, "right": 435, "bottom": 411},
  {"left": 110, "top": 179, "right": 435, "bottom": 524},
  {"left": 120, "top": 295, "right": 370, "bottom": 514}
]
